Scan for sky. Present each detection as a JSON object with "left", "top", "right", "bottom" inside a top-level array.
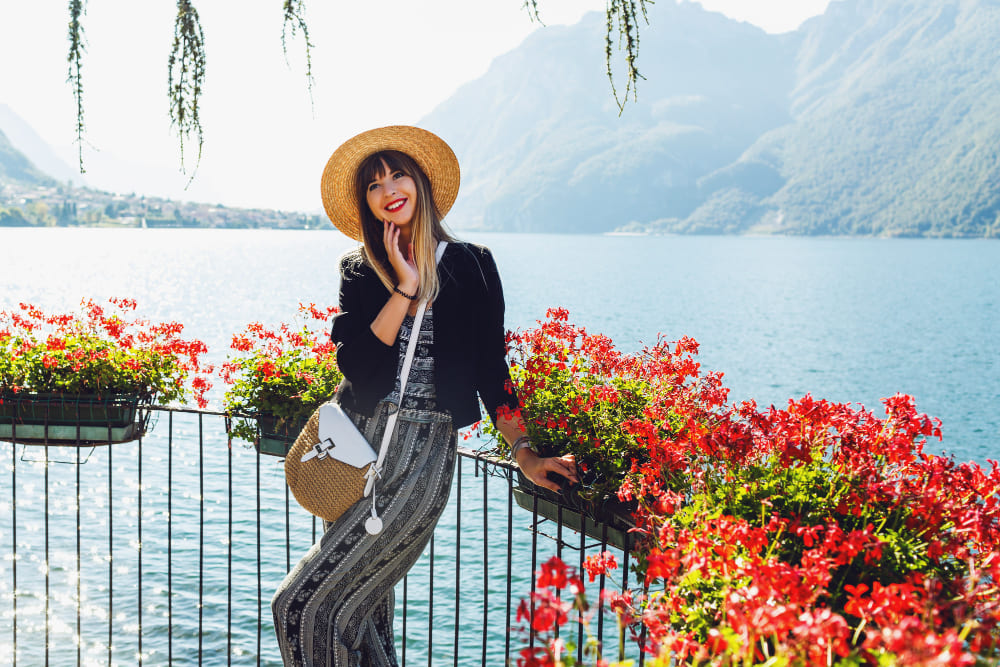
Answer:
[{"left": 0, "top": 0, "right": 831, "bottom": 213}]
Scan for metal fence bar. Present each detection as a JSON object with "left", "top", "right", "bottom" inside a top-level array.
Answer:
[
  {"left": 168, "top": 411, "right": 174, "bottom": 665},
  {"left": 198, "top": 414, "right": 205, "bottom": 667},
  {"left": 452, "top": 456, "right": 461, "bottom": 667},
  {"left": 427, "top": 532, "right": 434, "bottom": 667},
  {"left": 256, "top": 444, "right": 263, "bottom": 667},
  {"left": 285, "top": 484, "right": 291, "bottom": 574},
  {"left": 107, "top": 433, "right": 113, "bottom": 667},
  {"left": 43, "top": 439, "right": 50, "bottom": 667},
  {"left": 577, "top": 515, "right": 586, "bottom": 664},
  {"left": 505, "top": 471, "right": 514, "bottom": 665},
  {"left": 0, "top": 406, "right": 641, "bottom": 666},
  {"left": 76, "top": 439, "right": 82, "bottom": 667},
  {"left": 401, "top": 573, "right": 408, "bottom": 664},
  {"left": 138, "top": 431, "right": 144, "bottom": 666},
  {"left": 480, "top": 459, "right": 489, "bottom": 666},
  {"left": 228, "top": 427, "right": 234, "bottom": 666},
  {"left": 10, "top": 422, "right": 16, "bottom": 667}
]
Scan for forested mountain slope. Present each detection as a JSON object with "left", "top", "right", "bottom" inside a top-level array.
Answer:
[{"left": 423, "top": 0, "right": 1000, "bottom": 237}]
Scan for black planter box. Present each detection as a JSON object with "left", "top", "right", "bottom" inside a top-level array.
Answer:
[
  {"left": 256, "top": 413, "right": 308, "bottom": 457},
  {"left": 514, "top": 470, "right": 635, "bottom": 551},
  {"left": 0, "top": 392, "right": 148, "bottom": 445}
]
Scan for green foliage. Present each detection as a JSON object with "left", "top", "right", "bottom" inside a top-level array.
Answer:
[
  {"left": 675, "top": 447, "right": 963, "bottom": 614},
  {"left": 514, "top": 364, "right": 659, "bottom": 501},
  {"left": 0, "top": 207, "right": 31, "bottom": 227},
  {"left": 605, "top": 0, "right": 651, "bottom": 113},
  {"left": 168, "top": 0, "right": 206, "bottom": 175},
  {"left": 67, "top": 0, "right": 86, "bottom": 173},
  {"left": 282, "top": 0, "right": 314, "bottom": 110},
  {"left": 487, "top": 309, "right": 722, "bottom": 507}
]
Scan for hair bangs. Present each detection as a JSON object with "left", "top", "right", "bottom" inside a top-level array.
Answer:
[{"left": 356, "top": 150, "right": 415, "bottom": 191}]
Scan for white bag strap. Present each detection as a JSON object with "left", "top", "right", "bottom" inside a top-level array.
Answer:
[{"left": 363, "top": 241, "right": 448, "bottom": 504}]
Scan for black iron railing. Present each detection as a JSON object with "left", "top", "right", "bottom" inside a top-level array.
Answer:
[{"left": 0, "top": 405, "right": 640, "bottom": 666}]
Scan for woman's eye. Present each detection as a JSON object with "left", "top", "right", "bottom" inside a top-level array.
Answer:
[
  {"left": 392, "top": 171, "right": 404, "bottom": 180},
  {"left": 368, "top": 183, "right": 379, "bottom": 192}
]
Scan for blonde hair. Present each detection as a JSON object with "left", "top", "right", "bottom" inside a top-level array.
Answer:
[{"left": 354, "top": 150, "right": 454, "bottom": 303}]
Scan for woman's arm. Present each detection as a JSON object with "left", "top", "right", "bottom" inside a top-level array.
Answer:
[
  {"left": 469, "top": 246, "right": 578, "bottom": 492},
  {"left": 331, "top": 253, "right": 397, "bottom": 383}
]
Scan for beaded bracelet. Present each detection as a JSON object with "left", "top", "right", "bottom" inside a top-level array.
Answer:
[
  {"left": 393, "top": 286, "right": 417, "bottom": 300},
  {"left": 510, "top": 435, "right": 533, "bottom": 463}
]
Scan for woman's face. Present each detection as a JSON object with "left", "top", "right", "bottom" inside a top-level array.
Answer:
[{"left": 365, "top": 159, "right": 418, "bottom": 228}]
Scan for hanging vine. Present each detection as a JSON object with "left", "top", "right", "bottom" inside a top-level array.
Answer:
[
  {"left": 606, "top": 0, "right": 650, "bottom": 114},
  {"left": 168, "top": 0, "right": 207, "bottom": 176},
  {"left": 522, "top": 0, "right": 542, "bottom": 23},
  {"left": 282, "top": 0, "right": 315, "bottom": 111},
  {"left": 63, "top": 1, "right": 653, "bottom": 176},
  {"left": 67, "top": 0, "right": 87, "bottom": 173}
]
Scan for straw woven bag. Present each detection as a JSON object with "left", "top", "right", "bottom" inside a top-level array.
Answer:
[
  {"left": 284, "top": 405, "right": 373, "bottom": 523},
  {"left": 284, "top": 242, "right": 446, "bottom": 532}
]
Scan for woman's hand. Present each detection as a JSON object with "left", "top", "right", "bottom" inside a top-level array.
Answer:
[
  {"left": 383, "top": 221, "right": 418, "bottom": 294},
  {"left": 516, "top": 448, "right": 578, "bottom": 493}
]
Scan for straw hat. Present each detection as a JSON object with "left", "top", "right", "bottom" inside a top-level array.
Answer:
[{"left": 320, "top": 125, "right": 460, "bottom": 240}]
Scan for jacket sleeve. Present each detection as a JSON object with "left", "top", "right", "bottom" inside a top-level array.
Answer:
[
  {"left": 330, "top": 253, "right": 397, "bottom": 384},
  {"left": 473, "top": 247, "right": 520, "bottom": 424}
]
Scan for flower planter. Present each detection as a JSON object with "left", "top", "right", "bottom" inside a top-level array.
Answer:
[
  {"left": 0, "top": 392, "right": 149, "bottom": 445},
  {"left": 255, "top": 414, "right": 308, "bottom": 457},
  {"left": 514, "top": 470, "right": 635, "bottom": 552}
]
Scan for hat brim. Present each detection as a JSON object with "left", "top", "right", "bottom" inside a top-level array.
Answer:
[{"left": 320, "top": 126, "right": 460, "bottom": 241}]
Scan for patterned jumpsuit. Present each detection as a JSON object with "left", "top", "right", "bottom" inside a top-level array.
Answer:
[{"left": 272, "top": 309, "right": 455, "bottom": 666}]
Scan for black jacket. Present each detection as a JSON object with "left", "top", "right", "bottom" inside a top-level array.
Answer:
[{"left": 330, "top": 242, "right": 519, "bottom": 429}]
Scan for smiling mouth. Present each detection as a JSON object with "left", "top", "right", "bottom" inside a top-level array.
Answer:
[{"left": 385, "top": 198, "right": 407, "bottom": 212}]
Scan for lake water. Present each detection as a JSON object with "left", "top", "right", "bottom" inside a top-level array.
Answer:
[
  {"left": 3, "top": 228, "right": 996, "bottom": 461},
  {"left": 0, "top": 228, "right": 997, "bottom": 664}
]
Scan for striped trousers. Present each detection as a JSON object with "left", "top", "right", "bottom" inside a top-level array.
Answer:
[{"left": 272, "top": 402, "right": 456, "bottom": 666}]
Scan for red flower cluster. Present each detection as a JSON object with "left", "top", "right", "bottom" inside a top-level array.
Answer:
[
  {"left": 0, "top": 298, "right": 211, "bottom": 407},
  {"left": 516, "top": 557, "right": 608, "bottom": 667},
  {"left": 496, "top": 308, "right": 730, "bottom": 504},
  {"left": 221, "top": 303, "right": 342, "bottom": 444},
  {"left": 512, "top": 311, "right": 1000, "bottom": 665}
]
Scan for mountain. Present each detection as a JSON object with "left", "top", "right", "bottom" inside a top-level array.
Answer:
[
  {"left": 422, "top": 2, "right": 795, "bottom": 233},
  {"left": 0, "top": 104, "right": 84, "bottom": 186},
  {"left": 421, "top": 0, "right": 1000, "bottom": 237},
  {"left": 686, "top": 0, "right": 1000, "bottom": 237},
  {"left": 0, "top": 127, "right": 52, "bottom": 186}
]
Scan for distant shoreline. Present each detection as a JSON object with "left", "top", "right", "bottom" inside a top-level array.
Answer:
[{"left": 2, "top": 224, "right": 997, "bottom": 240}]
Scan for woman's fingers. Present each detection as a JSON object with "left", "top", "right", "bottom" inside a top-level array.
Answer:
[
  {"left": 548, "top": 455, "right": 579, "bottom": 484},
  {"left": 530, "top": 470, "right": 562, "bottom": 493},
  {"left": 383, "top": 221, "right": 400, "bottom": 259},
  {"left": 523, "top": 454, "right": 579, "bottom": 492},
  {"left": 382, "top": 221, "right": 417, "bottom": 289},
  {"left": 382, "top": 221, "right": 394, "bottom": 260}
]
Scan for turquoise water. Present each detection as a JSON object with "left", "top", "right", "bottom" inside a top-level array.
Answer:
[
  {"left": 0, "top": 228, "right": 997, "bottom": 664},
  {"left": 5, "top": 228, "right": 992, "bottom": 459}
]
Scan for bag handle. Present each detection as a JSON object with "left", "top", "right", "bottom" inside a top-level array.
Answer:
[{"left": 362, "top": 241, "right": 447, "bottom": 533}]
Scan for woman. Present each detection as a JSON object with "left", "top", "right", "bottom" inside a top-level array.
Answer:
[{"left": 271, "top": 125, "right": 577, "bottom": 666}]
